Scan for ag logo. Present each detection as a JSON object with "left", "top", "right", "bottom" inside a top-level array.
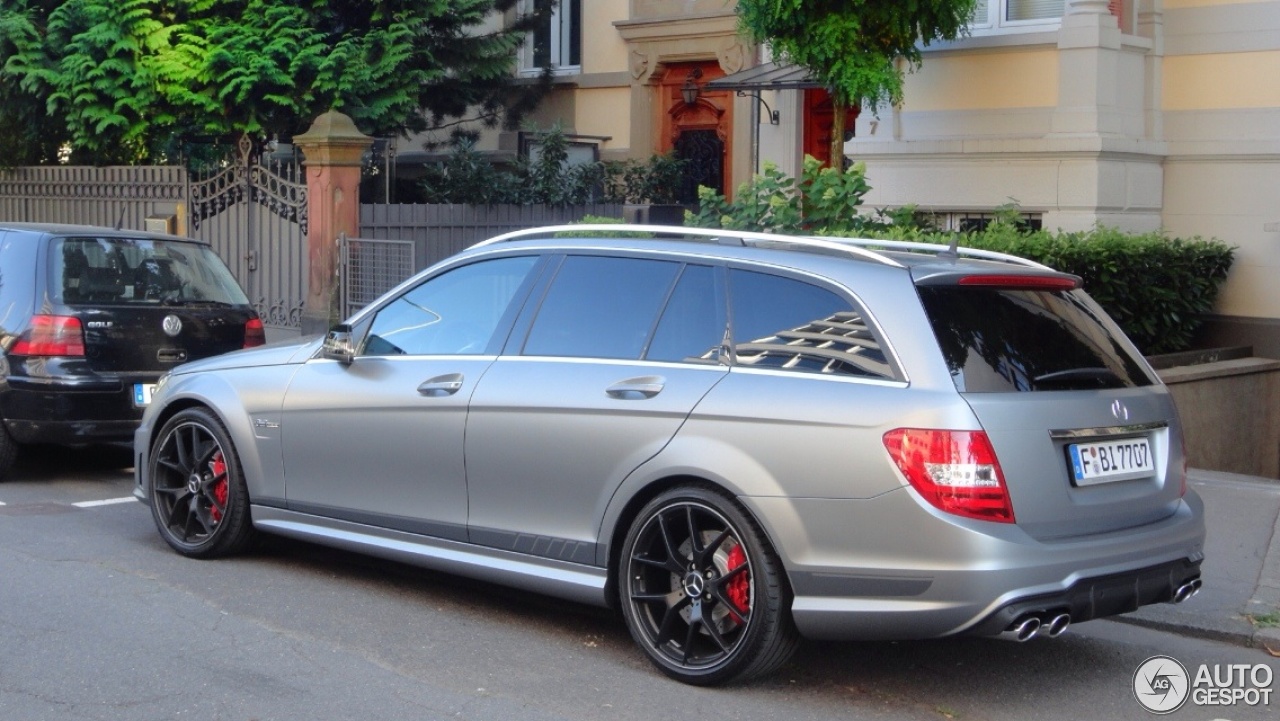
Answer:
[{"left": 1133, "top": 655, "right": 1190, "bottom": 714}]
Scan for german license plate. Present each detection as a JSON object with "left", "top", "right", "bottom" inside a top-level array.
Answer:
[
  {"left": 133, "top": 383, "right": 156, "bottom": 407},
  {"left": 1068, "top": 437, "right": 1154, "bottom": 486}
]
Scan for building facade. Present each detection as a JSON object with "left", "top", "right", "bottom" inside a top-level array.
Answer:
[
  {"left": 847, "top": 0, "right": 1280, "bottom": 355},
  {"left": 451, "top": 0, "right": 1279, "bottom": 354}
]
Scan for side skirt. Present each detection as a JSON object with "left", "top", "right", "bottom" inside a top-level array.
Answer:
[{"left": 251, "top": 506, "right": 609, "bottom": 607}]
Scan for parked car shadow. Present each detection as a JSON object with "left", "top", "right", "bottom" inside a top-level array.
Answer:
[{"left": 10, "top": 442, "right": 134, "bottom": 482}]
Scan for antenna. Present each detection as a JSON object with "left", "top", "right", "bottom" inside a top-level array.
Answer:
[
  {"left": 113, "top": 208, "right": 127, "bottom": 231},
  {"left": 939, "top": 232, "right": 960, "bottom": 261}
]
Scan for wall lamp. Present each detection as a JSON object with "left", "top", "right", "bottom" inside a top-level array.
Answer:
[
  {"left": 681, "top": 68, "right": 704, "bottom": 106},
  {"left": 736, "top": 90, "right": 780, "bottom": 125}
]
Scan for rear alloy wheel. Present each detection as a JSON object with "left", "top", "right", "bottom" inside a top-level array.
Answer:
[
  {"left": 620, "top": 486, "right": 798, "bottom": 685},
  {"left": 148, "top": 407, "right": 255, "bottom": 558}
]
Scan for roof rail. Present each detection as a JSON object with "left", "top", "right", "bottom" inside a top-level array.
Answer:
[
  {"left": 822, "top": 237, "right": 1052, "bottom": 270},
  {"left": 469, "top": 224, "right": 906, "bottom": 268},
  {"left": 471, "top": 223, "right": 1051, "bottom": 271}
]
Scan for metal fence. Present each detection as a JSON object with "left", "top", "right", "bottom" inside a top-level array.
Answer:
[
  {"left": 338, "top": 233, "right": 417, "bottom": 319},
  {"left": 0, "top": 165, "right": 186, "bottom": 231},
  {"left": 358, "top": 203, "right": 624, "bottom": 272}
]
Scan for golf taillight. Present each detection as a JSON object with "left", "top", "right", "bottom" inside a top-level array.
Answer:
[
  {"left": 243, "top": 317, "right": 265, "bottom": 348},
  {"left": 883, "top": 428, "right": 1015, "bottom": 523},
  {"left": 12, "top": 315, "right": 86, "bottom": 357}
]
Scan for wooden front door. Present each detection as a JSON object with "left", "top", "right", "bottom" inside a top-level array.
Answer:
[
  {"left": 658, "top": 61, "right": 733, "bottom": 202},
  {"left": 803, "top": 89, "right": 859, "bottom": 169}
]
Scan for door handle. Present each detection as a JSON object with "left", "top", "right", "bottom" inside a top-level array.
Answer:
[
  {"left": 606, "top": 376, "right": 665, "bottom": 399},
  {"left": 418, "top": 373, "right": 464, "bottom": 396}
]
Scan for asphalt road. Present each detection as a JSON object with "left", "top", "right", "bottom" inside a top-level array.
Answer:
[{"left": 1, "top": 444, "right": 1276, "bottom": 721}]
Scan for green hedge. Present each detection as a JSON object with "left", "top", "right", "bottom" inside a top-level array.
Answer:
[{"left": 855, "top": 223, "right": 1235, "bottom": 355}]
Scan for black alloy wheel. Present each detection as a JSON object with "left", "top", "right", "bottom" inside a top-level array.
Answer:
[
  {"left": 149, "top": 407, "right": 255, "bottom": 558},
  {"left": 619, "top": 485, "right": 798, "bottom": 685}
]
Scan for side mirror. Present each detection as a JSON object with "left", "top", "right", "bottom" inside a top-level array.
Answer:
[{"left": 322, "top": 324, "right": 356, "bottom": 365}]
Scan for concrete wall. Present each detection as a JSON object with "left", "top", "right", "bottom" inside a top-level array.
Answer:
[{"left": 1160, "top": 357, "right": 1280, "bottom": 478}]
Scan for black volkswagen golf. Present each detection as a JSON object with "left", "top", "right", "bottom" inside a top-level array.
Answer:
[{"left": 0, "top": 223, "right": 264, "bottom": 480}]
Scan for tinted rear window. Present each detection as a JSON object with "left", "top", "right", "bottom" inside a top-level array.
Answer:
[
  {"left": 918, "top": 286, "right": 1155, "bottom": 392},
  {"left": 50, "top": 236, "right": 249, "bottom": 306}
]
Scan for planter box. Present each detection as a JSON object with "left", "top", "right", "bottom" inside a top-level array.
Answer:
[{"left": 1154, "top": 351, "right": 1280, "bottom": 479}]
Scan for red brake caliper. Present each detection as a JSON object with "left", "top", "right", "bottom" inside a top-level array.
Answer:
[
  {"left": 209, "top": 452, "right": 228, "bottom": 523},
  {"left": 725, "top": 545, "right": 750, "bottom": 624}
]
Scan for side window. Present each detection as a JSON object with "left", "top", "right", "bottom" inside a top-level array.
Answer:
[
  {"left": 361, "top": 256, "right": 538, "bottom": 356},
  {"left": 0, "top": 233, "right": 36, "bottom": 328},
  {"left": 729, "top": 269, "right": 895, "bottom": 380},
  {"left": 523, "top": 256, "right": 679, "bottom": 360},
  {"left": 645, "top": 264, "right": 725, "bottom": 364}
]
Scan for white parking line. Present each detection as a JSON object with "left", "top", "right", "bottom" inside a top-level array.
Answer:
[{"left": 71, "top": 497, "right": 138, "bottom": 509}]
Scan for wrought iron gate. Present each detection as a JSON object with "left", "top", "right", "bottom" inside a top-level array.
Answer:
[
  {"left": 187, "top": 136, "right": 308, "bottom": 335},
  {"left": 674, "top": 129, "right": 724, "bottom": 205}
]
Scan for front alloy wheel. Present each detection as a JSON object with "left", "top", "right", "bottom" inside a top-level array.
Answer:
[
  {"left": 149, "top": 407, "right": 255, "bottom": 558},
  {"left": 620, "top": 486, "right": 798, "bottom": 685}
]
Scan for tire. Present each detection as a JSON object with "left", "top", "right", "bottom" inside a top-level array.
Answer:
[
  {"left": 619, "top": 485, "right": 799, "bottom": 685},
  {"left": 148, "top": 407, "right": 256, "bottom": 558},
  {"left": 0, "top": 421, "right": 17, "bottom": 482}
]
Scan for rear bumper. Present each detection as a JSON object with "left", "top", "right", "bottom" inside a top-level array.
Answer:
[
  {"left": 964, "top": 557, "right": 1201, "bottom": 636},
  {"left": 1, "top": 376, "right": 155, "bottom": 443},
  {"left": 743, "top": 487, "right": 1206, "bottom": 641}
]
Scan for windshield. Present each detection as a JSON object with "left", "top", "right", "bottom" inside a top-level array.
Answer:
[
  {"left": 49, "top": 236, "right": 250, "bottom": 307},
  {"left": 918, "top": 286, "right": 1157, "bottom": 392}
]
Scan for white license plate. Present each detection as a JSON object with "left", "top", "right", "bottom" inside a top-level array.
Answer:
[
  {"left": 133, "top": 383, "right": 156, "bottom": 407},
  {"left": 1068, "top": 437, "right": 1154, "bottom": 485}
]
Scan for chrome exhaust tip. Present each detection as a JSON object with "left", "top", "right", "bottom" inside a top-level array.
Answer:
[
  {"left": 1000, "top": 616, "right": 1042, "bottom": 642},
  {"left": 1045, "top": 613, "right": 1071, "bottom": 638},
  {"left": 1171, "top": 581, "right": 1198, "bottom": 604}
]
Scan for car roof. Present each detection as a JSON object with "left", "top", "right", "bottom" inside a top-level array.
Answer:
[{"left": 0, "top": 222, "right": 206, "bottom": 244}]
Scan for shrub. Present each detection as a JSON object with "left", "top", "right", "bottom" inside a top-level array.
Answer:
[
  {"left": 856, "top": 221, "right": 1235, "bottom": 355},
  {"left": 683, "top": 159, "right": 1234, "bottom": 355},
  {"left": 686, "top": 156, "right": 886, "bottom": 234},
  {"left": 417, "top": 125, "right": 686, "bottom": 206}
]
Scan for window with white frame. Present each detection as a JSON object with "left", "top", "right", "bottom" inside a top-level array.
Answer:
[
  {"left": 969, "top": 1, "right": 1130, "bottom": 34},
  {"left": 522, "top": 0, "right": 581, "bottom": 75},
  {"left": 969, "top": 0, "right": 1065, "bottom": 33}
]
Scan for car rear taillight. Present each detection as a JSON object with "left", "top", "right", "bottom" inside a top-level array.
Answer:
[
  {"left": 243, "top": 317, "right": 265, "bottom": 348},
  {"left": 883, "top": 428, "right": 1015, "bottom": 523},
  {"left": 11, "top": 315, "right": 86, "bottom": 357}
]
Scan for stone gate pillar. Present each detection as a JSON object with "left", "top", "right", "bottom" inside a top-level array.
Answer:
[{"left": 293, "top": 110, "right": 373, "bottom": 335}]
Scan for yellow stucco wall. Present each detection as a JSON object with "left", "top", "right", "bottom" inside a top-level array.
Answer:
[
  {"left": 574, "top": 87, "right": 632, "bottom": 150},
  {"left": 1163, "top": 51, "right": 1280, "bottom": 109},
  {"left": 900, "top": 49, "right": 1059, "bottom": 112},
  {"left": 582, "top": 0, "right": 630, "bottom": 74}
]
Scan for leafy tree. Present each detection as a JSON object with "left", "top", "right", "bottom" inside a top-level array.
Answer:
[
  {"left": 736, "top": 0, "right": 978, "bottom": 165},
  {"left": 0, "top": 0, "right": 554, "bottom": 164}
]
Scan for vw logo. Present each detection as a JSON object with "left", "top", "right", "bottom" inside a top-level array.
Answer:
[
  {"left": 162, "top": 314, "right": 183, "bottom": 337},
  {"left": 682, "top": 573, "right": 706, "bottom": 599},
  {"left": 1111, "top": 399, "right": 1130, "bottom": 422}
]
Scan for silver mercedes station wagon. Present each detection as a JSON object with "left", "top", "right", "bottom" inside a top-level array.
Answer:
[{"left": 134, "top": 225, "right": 1205, "bottom": 685}]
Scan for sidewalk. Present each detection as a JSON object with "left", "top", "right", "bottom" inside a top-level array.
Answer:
[{"left": 1117, "top": 469, "right": 1280, "bottom": 651}]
